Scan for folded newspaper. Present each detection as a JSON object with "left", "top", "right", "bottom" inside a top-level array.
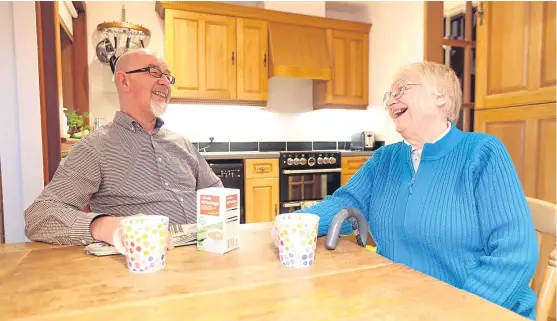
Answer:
[{"left": 85, "top": 223, "right": 197, "bottom": 256}]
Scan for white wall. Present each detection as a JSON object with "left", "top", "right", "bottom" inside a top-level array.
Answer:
[
  {"left": 0, "top": 1, "right": 44, "bottom": 243},
  {"left": 87, "top": 1, "right": 425, "bottom": 144}
]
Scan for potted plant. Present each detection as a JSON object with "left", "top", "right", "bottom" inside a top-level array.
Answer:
[{"left": 64, "top": 110, "right": 90, "bottom": 139}]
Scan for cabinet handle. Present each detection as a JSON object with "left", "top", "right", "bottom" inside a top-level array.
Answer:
[
  {"left": 477, "top": 2, "right": 484, "bottom": 25},
  {"left": 231, "top": 51, "right": 235, "bottom": 65},
  {"left": 275, "top": 204, "right": 278, "bottom": 216},
  {"left": 255, "top": 165, "right": 269, "bottom": 173},
  {"left": 263, "top": 53, "right": 267, "bottom": 67}
]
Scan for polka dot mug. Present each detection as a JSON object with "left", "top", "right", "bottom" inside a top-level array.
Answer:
[
  {"left": 113, "top": 215, "right": 170, "bottom": 273},
  {"left": 274, "top": 213, "right": 320, "bottom": 268}
]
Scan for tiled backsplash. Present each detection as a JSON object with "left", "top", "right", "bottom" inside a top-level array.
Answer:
[{"left": 194, "top": 140, "right": 385, "bottom": 153}]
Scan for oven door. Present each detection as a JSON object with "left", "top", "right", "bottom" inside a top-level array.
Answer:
[{"left": 279, "top": 168, "right": 341, "bottom": 213}]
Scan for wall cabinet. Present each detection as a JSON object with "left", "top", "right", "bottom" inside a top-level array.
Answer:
[
  {"left": 314, "top": 30, "right": 369, "bottom": 109},
  {"left": 244, "top": 159, "right": 279, "bottom": 223},
  {"left": 158, "top": 2, "right": 371, "bottom": 109},
  {"left": 476, "top": 1, "right": 555, "bottom": 110},
  {"left": 341, "top": 156, "right": 371, "bottom": 186},
  {"left": 165, "top": 10, "right": 268, "bottom": 103}
]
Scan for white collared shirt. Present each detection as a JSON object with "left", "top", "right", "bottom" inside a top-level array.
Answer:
[{"left": 404, "top": 121, "right": 452, "bottom": 172}]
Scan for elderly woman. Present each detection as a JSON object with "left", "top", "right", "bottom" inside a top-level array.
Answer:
[{"left": 302, "top": 61, "right": 539, "bottom": 319}]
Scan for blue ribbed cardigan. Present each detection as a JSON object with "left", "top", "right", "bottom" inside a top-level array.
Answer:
[{"left": 301, "top": 124, "right": 539, "bottom": 319}]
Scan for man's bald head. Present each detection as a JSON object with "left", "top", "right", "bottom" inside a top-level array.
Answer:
[
  {"left": 112, "top": 48, "right": 172, "bottom": 123},
  {"left": 114, "top": 49, "right": 162, "bottom": 75}
]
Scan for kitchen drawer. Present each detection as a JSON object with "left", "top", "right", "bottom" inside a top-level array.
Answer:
[
  {"left": 341, "top": 156, "right": 370, "bottom": 175},
  {"left": 245, "top": 159, "right": 279, "bottom": 179}
]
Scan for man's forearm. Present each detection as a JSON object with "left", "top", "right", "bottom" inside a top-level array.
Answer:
[{"left": 25, "top": 200, "right": 105, "bottom": 246}]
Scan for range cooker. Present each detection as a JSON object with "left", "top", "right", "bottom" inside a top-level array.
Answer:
[{"left": 279, "top": 151, "right": 342, "bottom": 214}]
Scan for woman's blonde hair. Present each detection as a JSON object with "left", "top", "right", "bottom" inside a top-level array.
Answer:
[{"left": 397, "top": 61, "right": 462, "bottom": 122}]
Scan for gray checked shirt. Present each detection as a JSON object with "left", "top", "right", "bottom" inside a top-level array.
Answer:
[{"left": 24, "top": 111, "right": 222, "bottom": 246}]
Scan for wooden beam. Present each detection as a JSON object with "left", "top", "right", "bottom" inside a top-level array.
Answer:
[
  {"left": 72, "top": 9, "right": 90, "bottom": 124},
  {"left": 443, "top": 39, "right": 476, "bottom": 48},
  {"left": 462, "top": 2, "right": 473, "bottom": 105},
  {"left": 59, "top": 18, "right": 73, "bottom": 43},
  {"left": 424, "top": 1, "right": 444, "bottom": 63},
  {"left": 72, "top": 1, "right": 86, "bottom": 13},
  {"left": 155, "top": 1, "right": 371, "bottom": 34},
  {"left": 36, "top": 1, "right": 62, "bottom": 184}
]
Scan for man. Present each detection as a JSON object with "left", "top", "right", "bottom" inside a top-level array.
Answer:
[{"left": 25, "top": 49, "right": 223, "bottom": 246}]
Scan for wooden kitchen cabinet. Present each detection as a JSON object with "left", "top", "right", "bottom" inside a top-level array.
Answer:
[
  {"left": 474, "top": 103, "right": 556, "bottom": 204},
  {"left": 237, "top": 18, "right": 268, "bottom": 101},
  {"left": 244, "top": 159, "right": 279, "bottom": 223},
  {"left": 314, "top": 30, "right": 369, "bottom": 109},
  {"left": 164, "top": 10, "right": 268, "bottom": 103},
  {"left": 341, "top": 155, "right": 371, "bottom": 186},
  {"left": 165, "top": 10, "right": 237, "bottom": 100},
  {"left": 476, "top": 1, "right": 556, "bottom": 110}
]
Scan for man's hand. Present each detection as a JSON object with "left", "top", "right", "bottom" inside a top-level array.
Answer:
[
  {"left": 90, "top": 216, "right": 124, "bottom": 245},
  {"left": 90, "top": 215, "right": 175, "bottom": 251}
]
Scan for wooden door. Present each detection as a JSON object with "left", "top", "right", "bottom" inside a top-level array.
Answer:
[
  {"left": 474, "top": 103, "right": 556, "bottom": 204},
  {"left": 245, "top": 178, "right": 279, "bottom": 223},
  {"left": 237, "top": 18, "right": 268, "bottom": 101},
  {"left": 314, "top": 30, "right": 368, "bottom": 109},
  {"left": 476, "top": 1, "right": 556, "bottom": 109},
  {"left": 165, "top": 10, "right": 237, "bottom": 100}
]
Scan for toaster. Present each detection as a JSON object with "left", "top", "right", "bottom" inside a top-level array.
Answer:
[{"left": 351, "top": 131, "right": 375, "bottom": 151}]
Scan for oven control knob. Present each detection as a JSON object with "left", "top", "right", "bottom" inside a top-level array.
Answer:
[
  {"left": 300, "top": 157, "right": 307, "bottom": 165},
  {"left": 317, "top": 157, "right": 323, "bottom": 165},
  {"left": 323, "top": 157, "right": 330, "bottom": 164},
  {"left": 308, "top": 157, "right": 316, "bottom": 166},
  {"left": 287, "top": 158, "right": 294, "bottom": 166},
  {"left": 329, "top": 156, "right": 337, "bottom": 164},
  {"left": 293, "top": 158, "right": 300, "bottom": 165}
]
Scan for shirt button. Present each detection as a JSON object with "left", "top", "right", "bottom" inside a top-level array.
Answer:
[
  {"left": 180, "top": 197, "right": 184, "bottom": 202},
  {"left": 157, "top": 157, "right": 162, "bottom": 162},
  {"left": 164, "top": 182, "right": 169, "bottom": 186}
]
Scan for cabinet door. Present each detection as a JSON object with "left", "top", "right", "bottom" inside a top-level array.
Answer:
[
  {"left": 237, "top": 18, "right": 268, "bottom": 101},
  {"left": 474, "top": 103, "right": 556, "bottom": 204},
  {"left": 315, "top": 30, "right": 368, "bottom": 108},
  {"left": 165, "top": 10, "right": 236, "bottom": 100},
  {"left": 245, "top": 178, "right": 279, "bottom": 223},
  {"left": 476, "top": 1, "right": 556, "bottom": 109},
  {"left": 341, "top": 174, "right": 352, "bottom": 186}
]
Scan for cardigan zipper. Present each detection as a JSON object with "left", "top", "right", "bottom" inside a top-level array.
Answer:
[{"left": 408, "top": 148, "right": 416, "bottom": 194}]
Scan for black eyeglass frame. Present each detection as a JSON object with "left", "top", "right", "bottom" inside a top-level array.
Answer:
[{"left": 125, "top": 66, "right": 176, "bottom": 85}]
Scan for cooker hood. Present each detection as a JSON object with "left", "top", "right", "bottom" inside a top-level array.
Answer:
[{"left": 268, "top": 22, "right": 332, "bottom": 80}]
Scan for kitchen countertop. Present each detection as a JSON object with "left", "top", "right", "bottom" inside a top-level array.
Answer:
[{"left": 200, "top": 150, "right": 373, "bottom": 160}]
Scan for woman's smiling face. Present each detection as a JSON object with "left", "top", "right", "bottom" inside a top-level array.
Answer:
[{"left": 384, "top": 72, "right": 448, "bottom": 139}]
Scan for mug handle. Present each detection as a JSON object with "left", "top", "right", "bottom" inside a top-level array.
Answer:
[{"left": 112, "top": 227, "right": 127, "bottom": 255}]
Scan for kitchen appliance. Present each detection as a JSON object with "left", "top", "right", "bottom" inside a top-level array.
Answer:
[
  {"left": 351, "top": 131, "right": 375, "bottom": 151},
  {"left": 279, "top": 151, "right": 342, "bottom": 214},
  {"left": 207, "top": 159, "right": 245, "bottom": 224}
]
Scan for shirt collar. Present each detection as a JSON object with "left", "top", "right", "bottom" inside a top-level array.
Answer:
[
  {"left": 113, "top": 111, "right": 165, "bottom": 133},
  {"left": 404, "top": 121, "right": 452, "bottom": 152}
]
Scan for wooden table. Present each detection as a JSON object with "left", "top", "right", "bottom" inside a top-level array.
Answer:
[{"left": 0, "top": 223, "right": 527, "bottom": 320}]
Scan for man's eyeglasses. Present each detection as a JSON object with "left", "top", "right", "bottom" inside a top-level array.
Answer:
[
  {"left": 383, "top": 79, "right": 420, "bottom": 109},
  {"left": 125, "top": 66, "right": 176, "bottom": 85}
]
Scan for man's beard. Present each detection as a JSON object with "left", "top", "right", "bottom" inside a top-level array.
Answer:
[{"left": 150, "top": 100, "right": 168, "bottom": 117}]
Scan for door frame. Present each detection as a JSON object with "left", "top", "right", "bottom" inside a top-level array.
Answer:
[{"left": 35, "top": 1, "right": 89, "bottom": 185}]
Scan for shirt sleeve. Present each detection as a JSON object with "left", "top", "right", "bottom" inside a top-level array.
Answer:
[
  {"left": 24, "top": 139, "right": 105, "bottom": 246},
  {"left": 299, "top": 148, "right": 383, "bottom": 236},
  {"left": 462, "top": 137, "right": 539, "bottom": 315}
]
